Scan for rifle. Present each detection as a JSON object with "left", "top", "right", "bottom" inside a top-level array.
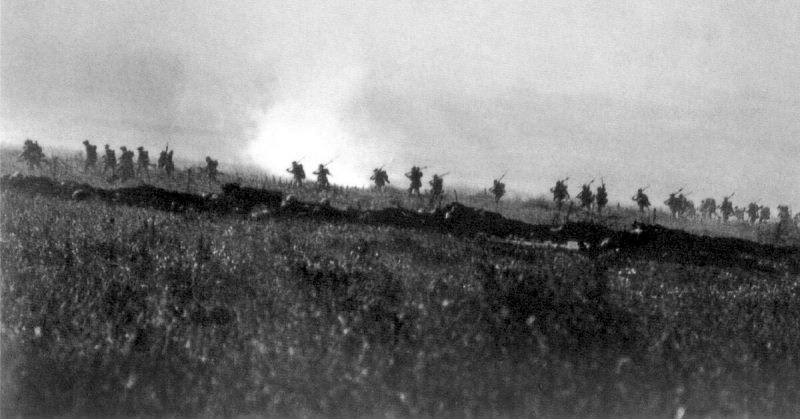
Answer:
[
  {"left": 726, "top": 192, "right": 735, "bottom": 199},
  {"left": 322, "top": 158, "right": 336, "bottom": 167},
  {"left": 642, "top": 185, "right": 650, "bottom": 191},
  {"left": 438, "top": 172, "right": 450, "bottom": 177},
  {"left": 296, "top": 155, "right": 306, "bottom": 163},
  {"left": 497, "top": 171, "right": 508, "bottom": 182},
  {"left": 587, "top": 178, "right": 595, "bottom": 186}
]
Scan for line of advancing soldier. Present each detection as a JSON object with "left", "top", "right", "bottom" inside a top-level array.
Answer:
[
  {"left": 86, "top": 141, "right": 208, "bottom": 183},
  {"left": 16, "top": 139, "right": 797, "bottom": 225}
]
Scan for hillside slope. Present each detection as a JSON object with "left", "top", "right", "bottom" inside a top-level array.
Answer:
[{"left": 2, "top": 190, "right": 800, "bottom": 417}]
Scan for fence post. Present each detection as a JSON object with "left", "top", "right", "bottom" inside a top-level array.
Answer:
[{"left": 187, "top": 169, "right": 192, "bottom": 193}]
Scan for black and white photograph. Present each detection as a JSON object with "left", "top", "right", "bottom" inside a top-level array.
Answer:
[{"left": 2, "top": 1, "right": 799, "bottom": 417}]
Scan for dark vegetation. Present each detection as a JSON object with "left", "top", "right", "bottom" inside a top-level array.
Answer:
[{"left": 2, "top": 152, "right": 800, "bottom": 417}]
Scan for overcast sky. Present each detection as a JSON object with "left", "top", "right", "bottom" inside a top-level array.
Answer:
[{"left": 2, "top": 0, "right": 799, "bottom": 208}]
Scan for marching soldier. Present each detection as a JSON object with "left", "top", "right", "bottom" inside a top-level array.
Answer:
[
  {"left": 158, "top": 146, "right": 175, "bottom": 177},
  {"left": 595, "top": 181, "right": 609, "bottom": 215},
  {"left": 550, "top": 178, "right": 570, "bottom": 210},
  {"left": 577, "top": 182, "right": 594, "bottom": 211},
  {"left": 429, "top": 174, "right": 444, "bottom": 206},
  {"left": 82, "top": 140, "right": 98, "bottom": 172},
  {"left": 103, "top": 144, "right": 117, "bottom": 175},
  {"left": 117, "top": 147, "right": 135, "bottom": 182},
  {"left": 733, "top": 206, "right": 746, "bottom": 223},
  {"left": 370, "top": 167, "right": 390, "bottom": 191},
  {"left": 18, "top": 139, "right": 45, "bottom": 170},
  {"left": 205, "top": 157, "right": 219, "bottom": 182},
  {"left": 158, "top": 148, "right": 167, "bottom": 170},
  {"left": 490, "top": 178, "right": 506, "bottom": 204},
  {"left": 136, "top": 146, "right": 151, "bottom": 180},
  {"left": 665, "top": 193, "right": 680, "bottom": 219},
  {"left": 406, "top": 166, "right": 423, "bottom": 196},
  {"left": 759, "top": 206, "right": 771, "bottom": 224},
  {"left": 162, "top": 148, "right": 175, "bottom": 178},
  {"left": 777, "top": 205, "right": 791, "bottom": 223},
  {"left": 287, "top": 161, "right": 306, "bottom": 187},
  {"left": 720, "top": 196, "right": 734, "bottom": 223},
  {"left": 632, "top": 188, "right": 650, "bottom": 213},
  {"left": 678, "top": 194, "right": 695, "bottom": 218},
  {"left": 747, "top": 202, "right": 759, "bottom": 225},
  {"left": 313, "top": 163, "right": 331, "bottom": 190},
  {"left": 701, "top": 198, "right": 718, "bottom": 220}
]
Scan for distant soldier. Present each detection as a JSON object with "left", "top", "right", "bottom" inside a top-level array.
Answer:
[
  {"left": 136, "top": 146, "right": 150, "bottom": 180},
  {"left": 679, "top": 194, "right": 696, "bottom": 218},
  {"left": 370, "top": 167, "right": 390, "bottom": 191},
  {"left": 700, "top": 198, "right": 718, "bottom": 220},
  {"left": 550, "top": 178, "right": 570, "bottom": 210},
  {"left": 595, "top": 181, "right": 609, "bottom": 215},
  {"left": 158, "top": 148, "right": 168, "bottom": 170},
  {"left": 205, "top": 157, "right": 219, "bottom": 182},
  {"left": 18, "top": 139, "right": 45, "bottom": 170},
  {"left": 759, "top": 206, "right": 771, "bottom": 224},
  {"left": 747, "top": 202, "right": 759, "bottom": 225},
  {"left": 158, "top": 146, "right": 174, "bottom": 177},
  {"left": 577, "top": 182, "right": 594, "bottom": 211},
  {"left": 82, "top": 140, "right": 98, "bottom": 171},
  {"left": 632, "top": 188, "right": 650, "bottom": 213},
  {"left": 164, "top": 149, "right": 175, "bottom": 178},
  {"left": 489, "top": 178, "right": 506, "bottom": 204},
  {"left": 777, "top": 205, "right": 791, "bottom": 223},
  {"left": 720, "top": 196, "right": 734, "bottom": 223},
  {"left": 405, "top": 166, "right": 423, "bottom": 196},
  {"left": 665, "top": 193, "right": 680, "bottom": 219},
  {"left": 117, "top": 147, "right": 135, "bottom": 182},
  {"left": 313, "top": 163, "right": 331, "bottom": 190},
  {"left": 287, "top": 161, "right": 306, "bottom": 187},
  {"left": 429, "top": 174, "right": 444, "bottom": 205},
  {"left": 103, "top": 144, "right": 117, "bottom": 175},
  {"left": 733, "top": 206, "right": 746, "bottom": 223}
]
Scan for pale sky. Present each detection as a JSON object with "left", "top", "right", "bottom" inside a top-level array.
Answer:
[{"left": 2, "top": 0, "right": 799, "bottom": 208}]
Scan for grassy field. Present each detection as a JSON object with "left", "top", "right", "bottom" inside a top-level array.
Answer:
[{"left": 2, "top": 151, "right": 800, "bottom": 417}]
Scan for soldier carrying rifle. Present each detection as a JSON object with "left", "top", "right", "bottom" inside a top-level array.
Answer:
[
  {"left": 720, "top": 193, "right": 735, "bottom": 223},
  {"left": 313, "top": 162, "right": 332, "bottom": 190},
  {"left": 406, "top": 166, "right": 424, "bottom": 196},
  {"left": 287, "top": 161, "right": 306, "bottom": 187},
  {"left": 429, "top": 173, "right": 446, "bottom": 206},
  {"left": 83, "top": 140, "right": 98, "bottom": 172},
  {"left": 158, "top": 146, "right": 175, "bottom": 178},
  {"left": 490, "top": 172, "right": 507, "bottom": 204},
  {"left": 205, "top": 156, "right": 220, "bottom": 182},
  {"left": 550, "top": 178, "right": 570, "bottom": 210},
  {"left": 118, "top": 147, "right": 136, "bottom": 182},
  {"left": 577, "top": 179, "right": 595, "bottom": 211},
  {"left": 18, "top": 139, "right": 45, "bottom": 170},
  {"left": 595, "top": 180, "right": 609, "bottom": 215},
  {"left": 136, "top": 146, "right": 151, "bottom": 180},
  {"left": 103, "top": 144, "right": 117, "bottom": 175},
  {"left": 370, "top": 166, "right": 390, "bottom": 191},
  {"left": 632, "top": 187, "right": 651, "bottom": 213}
]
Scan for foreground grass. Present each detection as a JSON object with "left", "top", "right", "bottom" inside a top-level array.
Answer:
[{"left": 2, "top": 192, "right": 800, "bottom": 417}]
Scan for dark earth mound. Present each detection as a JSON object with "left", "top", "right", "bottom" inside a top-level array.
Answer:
[{"left": 3, "top": 173, "right": 798, "bottom": 273}]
